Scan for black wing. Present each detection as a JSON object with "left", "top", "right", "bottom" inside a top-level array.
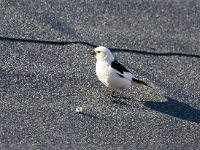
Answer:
[
  {"left": 111, "top": 60, "right": 130, "bottom": 74},
  {"left": 111, "top": 60, "right": 151, "bottom": 87}
]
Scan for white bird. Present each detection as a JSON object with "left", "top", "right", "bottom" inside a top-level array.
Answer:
[{"left": 91, "top": 46, "right": 150, "bottom": 97}]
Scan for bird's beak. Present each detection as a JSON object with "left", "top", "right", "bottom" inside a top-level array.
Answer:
[{"left": 90, "top": 51, "right": 96, "bottom": 56}]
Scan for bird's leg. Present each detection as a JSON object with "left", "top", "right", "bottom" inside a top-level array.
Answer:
[
  {"left": 108, "top": 89, "right": 121, "bottom": 103},
  {"left": 111, "top": 89, "right": 115, "bottom": 97},
  {"left": 108, "top": 89, "right": 115, "bottom": 97}
]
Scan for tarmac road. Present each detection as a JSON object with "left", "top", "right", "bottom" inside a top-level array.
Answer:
[{"left": 0, "top": 0, "right": 199, "bottom": 149}]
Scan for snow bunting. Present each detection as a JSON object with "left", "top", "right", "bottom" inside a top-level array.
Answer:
[{"left": 91, "top": 46, "right": 150, "bottom": 96}]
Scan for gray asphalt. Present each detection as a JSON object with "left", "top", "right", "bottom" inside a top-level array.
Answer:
[{"left": 0, "top": 0, "right": 199, "bottom": 149}]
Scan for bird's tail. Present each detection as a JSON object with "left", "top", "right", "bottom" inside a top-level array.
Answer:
[{"left": 132, "top": 78, "right": 152, "bottom": 88}]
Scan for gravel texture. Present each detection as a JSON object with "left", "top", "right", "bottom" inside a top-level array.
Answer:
[{"left": 0, "top": 0, "right": 199, "bottom": 149}]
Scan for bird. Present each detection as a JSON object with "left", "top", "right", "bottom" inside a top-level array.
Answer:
[{"left": 90, "top": 46, "right": 151, "bottom": 97}]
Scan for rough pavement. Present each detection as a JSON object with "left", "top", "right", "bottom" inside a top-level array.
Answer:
[{"left": 0, "top": 0, "right": 199, "bottom": 149}]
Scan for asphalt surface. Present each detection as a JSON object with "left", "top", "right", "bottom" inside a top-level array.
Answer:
[{"left": 0, "top": 0, "right": 200, "bottom": 149}]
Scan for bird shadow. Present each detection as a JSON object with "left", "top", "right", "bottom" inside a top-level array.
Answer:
[
  {"left": 111, "top": 99, "right": 132, "bottom": 107},
  {"left": 144, "top": 96, "right": 200, "bottom": 123},
  {"left": 74, "top": 96, "right": 200, "bottom": 125},
  {"left": 105, "top": 91, "right": 130, "bottom": 106},
  {"left": 109, "top": 94, "right": 145, "bottom": 108}
]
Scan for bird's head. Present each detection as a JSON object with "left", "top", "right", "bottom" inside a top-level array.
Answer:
[{"left": 91, "top": 46, "right": 114, "bottom": 62}]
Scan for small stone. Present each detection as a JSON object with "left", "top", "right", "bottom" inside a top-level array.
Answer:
[
  {"left": 75, "top": 106, "right": 84, "bottom": 113},
  {"left": 102, "top": 22, "right": 107, "bottom": 26}
]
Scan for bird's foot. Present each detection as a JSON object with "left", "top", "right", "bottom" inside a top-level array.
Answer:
[
  {"left": 111, "top": 98, "right": 121, "bottom": 103},
  {"left": 108, "top": 89, "right": 118, "bottom": 97},
  {"left": 107, "top": 89, "right": 122, "bottom": 102}
]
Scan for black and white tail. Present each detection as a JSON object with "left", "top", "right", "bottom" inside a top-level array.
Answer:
[{"left": 132, "top": 78, "right": 152, "bottom": 88}]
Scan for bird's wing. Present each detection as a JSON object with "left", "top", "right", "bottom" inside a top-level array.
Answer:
[
  {"left": 111, "top": 60, "right": 150, "bottom": 87},
  {"left": 111, "top": 60, "right": 135, "bottom": 81},
  {"left": 111, "top": 60, "right": 131, "bottom": 74}
]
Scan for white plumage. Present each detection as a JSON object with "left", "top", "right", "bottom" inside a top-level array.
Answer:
[{"left": 91, "top": 46, "right": 149, "bottom": 93}]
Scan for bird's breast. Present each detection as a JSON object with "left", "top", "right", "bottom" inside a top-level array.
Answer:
[
  {"left": 96, "top": 62, "right": 111, "bottom": 86},
  {"left": 96, "top": 61, "right": 133, "bottom": 89}
]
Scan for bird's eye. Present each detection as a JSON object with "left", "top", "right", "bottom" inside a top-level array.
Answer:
[{"left": 97, "top": 51, "right": 100, "bottom": 53}]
